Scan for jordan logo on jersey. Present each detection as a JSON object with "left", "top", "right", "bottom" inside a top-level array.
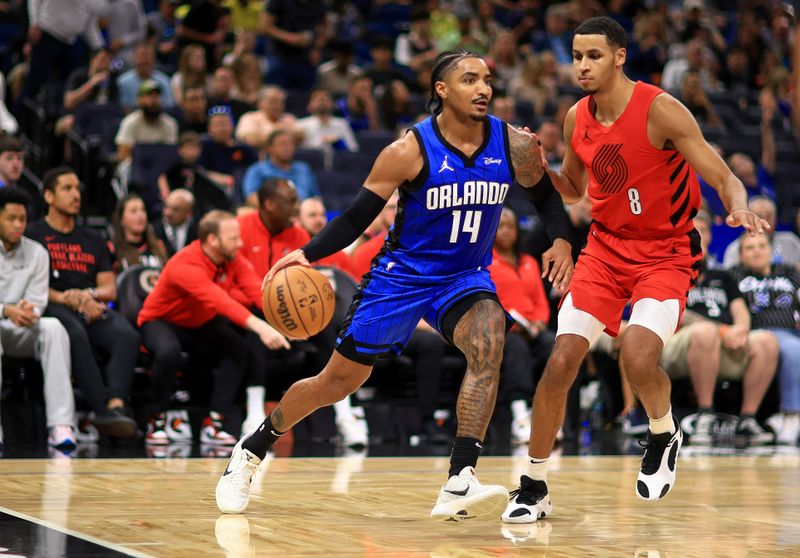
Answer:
[
  {"left": 592, "top": 144, "right": 628, "bottom": 194},
  {"left": 438, "top": 155, "right": 455, "bottom": 173}
]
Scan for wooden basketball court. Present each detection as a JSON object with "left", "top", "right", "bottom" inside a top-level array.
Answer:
[{"left": 1, "top": 452, "right": 798, "bottom": 557}]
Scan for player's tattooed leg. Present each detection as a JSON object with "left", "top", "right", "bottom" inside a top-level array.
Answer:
[{"left": 452, "top": 299, "right": 506, "bottom": 440}]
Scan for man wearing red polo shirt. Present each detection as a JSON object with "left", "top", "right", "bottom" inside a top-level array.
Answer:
[{"left": 138, "top": 210, "right": 289, "bottom": 445}]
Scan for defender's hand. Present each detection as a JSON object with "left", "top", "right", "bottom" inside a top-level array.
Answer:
[
  {"left": 726, "top": 209, "right": 770, "bottom": 236},
  {"left": 541, "top": 238, "right": 574, "bottom": 290},
  {"left": 262, "top": 249, "right": 310, "bottom": 291}
]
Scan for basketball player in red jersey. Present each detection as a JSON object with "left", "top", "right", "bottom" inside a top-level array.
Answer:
[{"left": 503, "top": 17, "right": 770, "bottom": 523}]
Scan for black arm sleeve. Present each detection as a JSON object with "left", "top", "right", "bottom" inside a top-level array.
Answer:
[
  {"left": 524, "top": 172, "right": 571, "bottom": 243},
  {"left": 302, "top": 187, "right": 388, "bottom": 263}
]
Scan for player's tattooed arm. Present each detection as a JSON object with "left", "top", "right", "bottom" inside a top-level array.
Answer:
[
  {"left": 452, "top": 299, "right": 506, "bottom": 440},
  {"left": 508, "top": 124, "right": 545, "bottom": 187}
]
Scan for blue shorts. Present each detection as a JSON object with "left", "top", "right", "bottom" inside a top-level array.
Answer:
[{"left": 336, "top": 259, "right": 501, "bottom": 364}]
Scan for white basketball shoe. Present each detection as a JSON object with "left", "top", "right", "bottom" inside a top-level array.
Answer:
[
  {"left": 636, "top": 417, "right": 683, "bottom": 500},
  {"left": 502, "top": 475, "right": 552, "bottom": 523},
  {"left": 216, "top": 438, "right": 262, "bottom": 514},
  {"left": 430, "top": 466, "right": 509, "bottom": 521}
]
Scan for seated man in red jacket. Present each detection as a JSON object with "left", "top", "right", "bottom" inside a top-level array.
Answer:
[
  {"left": 138, "top": 210, "right": 290, "bottom": 445},
  {"left": 489, "top": 207, "right": 556, "bottom": 445}
]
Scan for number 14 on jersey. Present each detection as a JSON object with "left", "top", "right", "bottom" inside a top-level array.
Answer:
[{"left": 450, "top": 210, "right": 482, "bottom": 243}]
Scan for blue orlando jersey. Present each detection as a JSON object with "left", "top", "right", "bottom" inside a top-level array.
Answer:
[{"left": 381, "top": 114, "right": 514, "bottom": 276}]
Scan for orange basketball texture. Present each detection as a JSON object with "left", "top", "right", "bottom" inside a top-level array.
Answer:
[{"left": 262, "top": 266, "right": 336, "bottom": 339}]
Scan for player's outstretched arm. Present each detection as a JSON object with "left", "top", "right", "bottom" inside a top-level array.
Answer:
[
  {"left": 508, "top": 124, "right": 574, "bottom": 289},
  {"left": 263, "top": 133, "right": 424, "bottom": 287},
  {"left": 649, "top": 94, "right": 769, "bottom": 235}
]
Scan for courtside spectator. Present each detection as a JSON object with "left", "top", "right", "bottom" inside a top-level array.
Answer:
[
  {"left": 242, "top": 130, "right": 319, "bottom": 203},
  {"left": 316, "top": 39, "right": 364, "bottom": 97},
  {"left": 117, "top": 44, "right": 175, "bottom": 110},
  {"left": 0, "top": 136, "right": 25, "bottom": 189},
  {"left": 200, "top": 106, "right": 257, "bottom": 196},
  {"left": 335, "top": 76, "right": 380, "bottom": 133},
  {"left": 171, "top": 45, "right": 209, "bottom": 105},
  {"left": 115, "top": 80, "right": 179, "bottom": 163},
  {"left": 207, "top": 66, "right": 252, "bottom": 123},
  {"left": 662, "top": 213, "right": 778, "bottom": 445},
  {"left": 175, "top": 86, "right": 208, "bottom": 134},
  {"left": 0, "top": 188, "right": 76, "bottom": 450},
  {"left": 723, "top": 197, "right": 800, "bottom": 268},
  {"left": 63, "top": 49, "right": 119, "bottom": 114},
  {"left": 261, "top": 0, "right": 327, "bottom": 90},
  {"left": 27, "top": 167, "right": 139, "bottom": 438},
  {"left": 731, "top": 234, "right": 800, "bottom": 446},
  {"left": 19, "top": 0, "right": 105, "bottom": 105},
  {"left": 158, "top": 132, "right": 202, "bottom": 199},
  {"left": 154, "top": 189, "right": 196, "bottom": 257},
  {"left": 297, "top": 197, "right": 356, "bottom": 279},
  {"left": 137, "top": 210, "right": 290, "bottom": 444},
  {"left": 297, "top": 88, "right": 358, "bottom": 153},
  {"left": 235, "top": 86, "right": 297, "bottom": 153},
  {"left": 111, "top": 193, "right": 169, "bottom": 270}
]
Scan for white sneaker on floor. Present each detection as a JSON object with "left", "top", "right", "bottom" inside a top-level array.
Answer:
[
  {"left": 510, "top": 413, "right": 531, "bottom": 445},
  {"left": 336, "top": 408, "right": 369, "bottom": 448},
  {"left": 636, "top": 418, "right": 683, "bottom": 501},
  {"left": 502, "top": 475, "right": 552, "bottom": 523},
  {"left": 48, "top": 425, "right": 77, "bottom": 448},
  {"left": 430, "top": 466, "right": 509, "bottom": 521},
  {"left": 776, "top": 414, "right": 800, "bottom": 445},
  {"left": 216, "top": 437, "right": 262, "bottom": 514}
]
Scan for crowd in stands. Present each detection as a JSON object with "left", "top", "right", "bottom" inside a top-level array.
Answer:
[{"left": 0, "top": 0, "right": 799, "bottom": 456}]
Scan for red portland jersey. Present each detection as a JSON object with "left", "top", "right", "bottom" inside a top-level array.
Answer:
[{"left": 572, "top": 81, "right": 701, "bottom": 239}]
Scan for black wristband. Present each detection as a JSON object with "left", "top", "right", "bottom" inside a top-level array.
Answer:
[
  {"left": 524, "top": 172, "right": 571, "bottom": 242},
  {"left": 302, "top": 187, "right": 388, "bottom": 263}
]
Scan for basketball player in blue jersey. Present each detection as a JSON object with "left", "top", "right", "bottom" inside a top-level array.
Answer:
[{"left": 217, "top": 51, "right": 574, "bottom": 521}]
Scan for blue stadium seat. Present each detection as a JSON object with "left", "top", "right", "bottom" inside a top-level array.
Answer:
[
  {"left": 130, "top": 143, "right": 179, "bottom": 214},
  {"left": 332, "top": 150, "right": 373, "bottom": 184},
  {"left": 354, "top": 130, "right": 396, "bottom": 159},
  {"left": 294, "top": 147, "right": 327, "bottom": 172},
  {"left": 316, "top": 169, "right": 359, "bottom": 211}
]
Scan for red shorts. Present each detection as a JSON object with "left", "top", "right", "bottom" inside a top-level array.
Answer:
[{"left": 565, "top": 224, "right": 702, "bottom": 336}]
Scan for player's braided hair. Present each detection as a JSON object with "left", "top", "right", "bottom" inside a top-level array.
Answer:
[{"left": 427, "top": 50, "right": 482, "bottom": 115}]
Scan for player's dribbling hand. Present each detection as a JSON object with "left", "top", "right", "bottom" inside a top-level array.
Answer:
[
  {"left": 726, "top": 209, "right": 770, "bottom": 236},
  {"left": 541, "top": 238, "right": 574, "bottom": 290},
  {"left": 262, "top": 249, "right": 310, "bottom": 291}
]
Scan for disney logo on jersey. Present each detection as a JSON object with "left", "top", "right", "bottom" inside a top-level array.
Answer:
[
  {"left": 482, "top": 157, "right": 502, "bottom": 165},
  {"left": 426, "top": 180, "right": 510, "bottom": 210}
]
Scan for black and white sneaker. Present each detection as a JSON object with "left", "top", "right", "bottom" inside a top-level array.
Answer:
[
  {"left": 430, "top": 466, "right": 509, "bottom": 521},
  {"left": 735, "top": 416, "right": 774, "bottom": 446},
  {"left": 501, "top": 475, "right": 552, "bottom": 523},
  {"left": 636, "top": 417, "right": 682, "bottom": 501}
]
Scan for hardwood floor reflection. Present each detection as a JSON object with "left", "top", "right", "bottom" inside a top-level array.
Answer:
[{"left": 0, "top": 453, "right": 798, "bottom": 557}]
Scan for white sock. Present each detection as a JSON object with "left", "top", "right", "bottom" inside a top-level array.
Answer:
[
  {"left": 246, "top": 386, "right": 266, "bottom": 419},
  {"left": 649, "top": 407, "right": 675, "bottom": 435},
  {"left": 511, "top": 399, "right": 528, "bottom": 420},
  {"left": 333, "top": 396, "right": 354, "bottom": 419},
  {"left": 525, "top": 456, "right": 549, "bottom": 482}
]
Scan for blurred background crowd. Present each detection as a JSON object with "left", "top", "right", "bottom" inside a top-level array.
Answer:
[{"left": 0, "top": 0, "right": 799, "bottom": 459}]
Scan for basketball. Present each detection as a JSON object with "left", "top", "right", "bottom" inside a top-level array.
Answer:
[{"left": 262, "top": 265, "right": 336, "bottom": 339}]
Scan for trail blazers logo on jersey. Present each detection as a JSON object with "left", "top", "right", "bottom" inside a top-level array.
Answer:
[{"left": 592, "top": 144, "right": 628, "bottom": 194}]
